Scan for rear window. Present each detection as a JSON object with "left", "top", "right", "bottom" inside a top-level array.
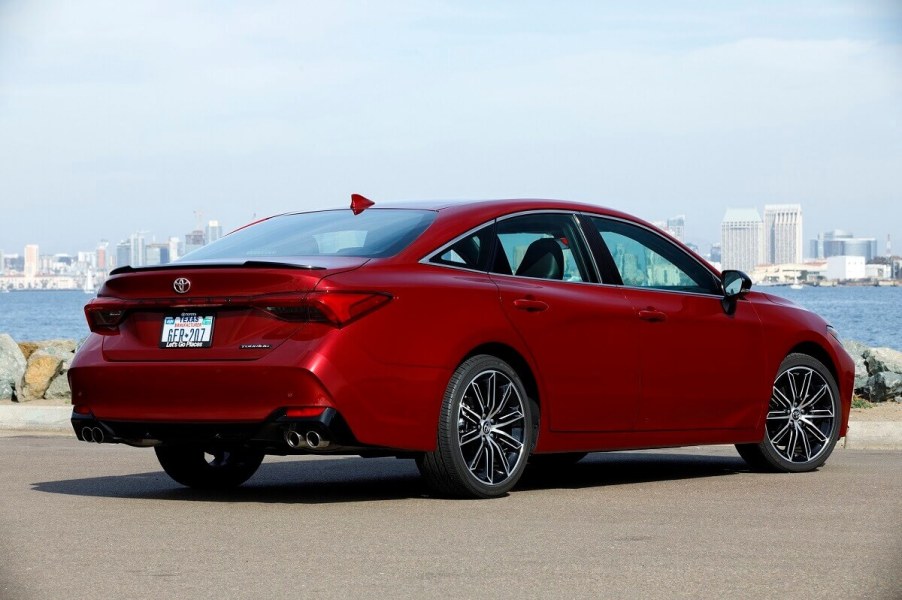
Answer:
[{"left": 180, "top": 209, "right": 437, "bottom": 261}]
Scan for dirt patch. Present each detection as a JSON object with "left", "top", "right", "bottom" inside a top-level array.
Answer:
[{"left": 850, "top": 401, "right": 902, "bottom": 422}]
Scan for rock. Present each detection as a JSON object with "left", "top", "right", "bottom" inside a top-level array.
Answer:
[
  {"left": 843, "top": 340, "right": 870, "bottom": 392},
  {"left": 864, "top": 347, "right": 902, "bottom": 377},
  {"left": 17, "top": 342, "right": 40, "bottom": 361},
  {"left": 43, "top": 373, "right": 71, "bottom": 401},
  {"left": 0, "top": 334, "right": 28, "bottom": 401},
  {"left": 18, "top": 349, "right": 65, "bottom": 402},
  {"left": 863, "top": 371, "right": 902, "bottom": 403}
]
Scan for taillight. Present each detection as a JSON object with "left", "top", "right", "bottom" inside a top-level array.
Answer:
[
  {"left": 284, "top": 407, "right": 326, "bottom": 418},
  {"left": 85, "top": 300, "right": 128, "bottom": 334},
  {"left": 258, "top": 291, "right": 391, "bottom": 327}
]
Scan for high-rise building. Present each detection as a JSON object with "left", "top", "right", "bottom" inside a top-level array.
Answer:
[
  {"left": 145, "top": 243, "right": 171, "bottom": 266},
  {"left": 24, "top": 244, "right": 39, "bottom": 279},
  {"left": 763, "top": 204, "right": 802, "bottom": 265},
  {"left": 168, "top": 237, "right": 181, "bottom": 262},
  {"left": 652, "top": 215, "right": 686, "bottom": 242},
  {"left": 184, "top": 230, "right": 205, "bottom": 255},
  {"left": 709, "top": 243, "right": 722, "bottom": 264},
  {"left": 96, "top": 240, "right": 109, "bottom": 272},
  {"left": 810, "top": 230, "right": 878, "bottom": 262},
  {"left": 116, "top": 240, "right": 131, "bottom": 269},
  {"left": 206, "top": 220, "right": 223, "bottom": 244},
  {"left": 721, "top": 209, "right": 763, "bottom": 273},
  {"left": 129, "top": 232, "right": 146, "bottom": 267}
]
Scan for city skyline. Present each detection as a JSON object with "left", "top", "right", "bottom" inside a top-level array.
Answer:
[
  {"left": 1, "top": 2, "right": 901, "bottom": 256},
  {"left": 0, "top": 201, "right": 894, "bottom": 270}
]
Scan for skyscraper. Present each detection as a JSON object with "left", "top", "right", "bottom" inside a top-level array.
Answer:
[
  {"left": 129, "top": 232, "right": 146, "bottom": 267},
  {"left": 116, "top": 240, "right": 131, "bottom": 269},
  {"left": 24, "top": 244, "right": 39, "bottom": 279},
  {"left": 96, "top": 240, "right": 109, "bottom": 272},
  {"left": 721, "top": 209, "right": 763, "bottom": 273},
  {"left": 764, "top": 204, "right": 802, "bottom": 265},
  {"left": 206, "top": 220, "right": 223, "bottom": 244},
  {"left": 184, "top": 230, "right": 205, "bottom": 255},
  {"left": 810, "top": 230, "right": 878, "bottom": 262}
]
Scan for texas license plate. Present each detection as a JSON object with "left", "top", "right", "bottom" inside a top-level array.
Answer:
[{"left": 160, "top": 313, "right": 215, "bottom": 348}]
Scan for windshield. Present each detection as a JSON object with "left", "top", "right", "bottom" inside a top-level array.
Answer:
[{"left": 179, "top": 209, "right": 437, "bottom": 261}]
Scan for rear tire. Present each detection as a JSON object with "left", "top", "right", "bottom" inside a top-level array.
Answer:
[
  {"left": 154, "top": 445, "right": 264, "bottom": 489},
  {"left": 417, "top": 355, "right": 533, "bottom": 499},
  {"left": 736, "top": 353, "right": 841, "bottom": 473}
]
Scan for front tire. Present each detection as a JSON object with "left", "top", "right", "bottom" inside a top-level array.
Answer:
[
  {"left": 417, "top": 355, "right": 533, "bottom": 498},
  {"left": 154, "top": 445, "right": 264, "bottom": 489},
  {"left": 736, "top": 353, "right": 841, "bottom": 473}
]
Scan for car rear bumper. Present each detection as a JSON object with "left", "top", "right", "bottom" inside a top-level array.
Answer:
[
  {"left": 68, "top": 334, "right": 449, "bottom": 452},
  {"left": 70, "top": 406, "right": 373, "bottom": 454}
]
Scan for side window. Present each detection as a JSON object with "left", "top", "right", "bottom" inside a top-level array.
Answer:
[
  {"left": 591, "top": 217, "right": 719, "bottom": 294},
  {"left": 493, "top": 213, "right": 594, "bottom": 282},
  {"left": 430, "top": 225, "right": 496, "bottom": 271}
]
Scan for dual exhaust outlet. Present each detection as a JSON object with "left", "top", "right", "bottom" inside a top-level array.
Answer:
[
  {"left": 284, "top": 428, "right": 330, "bottom": 450},
  {"left": 80, "top": 426, "right": 106, "bottom": 444}
]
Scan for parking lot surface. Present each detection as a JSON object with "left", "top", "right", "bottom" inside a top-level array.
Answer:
[{"left": 1, "top": 436, "right": 899, "bottom": 600}]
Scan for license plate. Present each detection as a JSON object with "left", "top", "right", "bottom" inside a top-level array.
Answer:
[{"left": 160, "top": 313, "right": 215, "bottom": 348}]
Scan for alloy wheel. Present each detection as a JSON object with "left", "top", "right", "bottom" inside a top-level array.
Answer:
[
  {"left": 765, "top": 365, "right": 836, "bottom": 464},
  {"left": 456, "top": 369, "right": 528, "bottom": 486}
]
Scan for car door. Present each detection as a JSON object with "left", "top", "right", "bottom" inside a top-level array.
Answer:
[
  {"left": 588, "top": 216, "right": 767, "bottom": 432},
  {"left": 488, "top": 212, "right": 641, "bottom": 432}
]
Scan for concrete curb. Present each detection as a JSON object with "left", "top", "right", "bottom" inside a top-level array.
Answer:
[
  {"left": 842, "top": 421, "right": 902, "bottom": 450},
  {"left": 0, "top": 405, "right": 72, "bottom": 434},
  {"left": 1, "top": 404, "right": 901, "bottom": 449}
]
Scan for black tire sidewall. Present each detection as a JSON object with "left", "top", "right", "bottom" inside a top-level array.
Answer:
[
  {"left": 439, "top": 355, "right": 533, "bottom": 498},
  {"left": 758, "top": 353, "right": 841, "bottom": 473}
]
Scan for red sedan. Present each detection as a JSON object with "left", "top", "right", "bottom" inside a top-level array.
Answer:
[{"left": 69, "top": 197, "right": 854, "bottom": 498}]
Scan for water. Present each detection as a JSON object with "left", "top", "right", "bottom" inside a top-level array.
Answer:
[
  {"left": 0, "top": 286, "right": 899, "bottom": 350},
  {"left": 0, "top": 291, "right": 91, "bottom": 342},
  {"left": 763, "top": 285, "right": 901, "bottom": 350}
]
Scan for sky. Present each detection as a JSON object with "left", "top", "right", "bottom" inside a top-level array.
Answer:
[{"left": 1, "top": 0, "right": 900, "bottom": 257}]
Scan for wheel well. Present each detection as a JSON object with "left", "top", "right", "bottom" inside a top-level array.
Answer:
[
  {"left": 463, "top": 343, "right": 539, "bottom": 416},
  {"left": 787, "top": 342, "right": 838, "bottom": 384}
]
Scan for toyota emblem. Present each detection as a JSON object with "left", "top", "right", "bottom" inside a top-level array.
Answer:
[{"left": 173, "top": 278, "right": 191, "bottom": 294}]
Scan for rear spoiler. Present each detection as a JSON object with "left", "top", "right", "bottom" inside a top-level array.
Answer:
[{"left": 110, "top": 260, "right": 327, "bottom": 275}]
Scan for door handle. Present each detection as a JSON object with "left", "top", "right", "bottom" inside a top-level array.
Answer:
[
  {"left": 637, "top": 308, "right": 667, "bottom": 322},
  {"left": 513, "top": 298, "right": 549, "bottom": 312}
]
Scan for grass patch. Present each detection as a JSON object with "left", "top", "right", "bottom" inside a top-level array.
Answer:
[{"left": 851, "top": 396, "right": 875, "bottom": 409}]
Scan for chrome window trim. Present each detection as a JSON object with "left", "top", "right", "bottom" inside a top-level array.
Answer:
[{"left": 420, "top": 208, "right": 726, "bottom": 299}]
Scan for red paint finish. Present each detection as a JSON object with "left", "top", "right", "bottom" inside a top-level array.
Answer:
[{"left": 68, "top": 199, "right": 854, "bottom": 458}]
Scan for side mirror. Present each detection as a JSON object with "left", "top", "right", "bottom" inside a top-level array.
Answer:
[{"left": 721, "top": 270, "right": 752, "bottom": 315}]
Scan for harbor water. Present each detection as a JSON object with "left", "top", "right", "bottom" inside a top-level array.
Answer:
[{"left": 0, "top": 286, "right": 899, "bottom": 350}]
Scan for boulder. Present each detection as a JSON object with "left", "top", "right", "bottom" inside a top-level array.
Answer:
[
  {"left": 863, "top": 371, "right": 902, "bottom": 403},
  {"left": 843, "top": 340, "right": 870, "bottom": 392},
  {"left": 18, "top": 349, "right": 65, "bottom": 402},
  {"left": 18, "top": 339, "right": 77, "bottom": 361},
  {"left": 43, "top": 373, "right": 71, "bottom": 401},
  {"left": 0, "top": 334, "right": 28, "bottom": 401},
  {"left": 864, "top": 347, "right": 902, "bottom": 377}
]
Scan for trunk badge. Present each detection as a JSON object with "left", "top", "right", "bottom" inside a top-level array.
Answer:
[{"left": 173, "top": 278, "right": 191, "bottom": 294}]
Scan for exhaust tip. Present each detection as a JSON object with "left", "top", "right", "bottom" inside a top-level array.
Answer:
[
  {"left": 285, "top": 430, "right": 304, "bottom": 449},
  {"left": 80, "top": 427, "right": 94, "bottom": 443},
  {"left": 305, "top": 431, "right": 329, "bottom": 449},
  {"left": 92, "top": 427, "right": 105, "bottom": 444}
]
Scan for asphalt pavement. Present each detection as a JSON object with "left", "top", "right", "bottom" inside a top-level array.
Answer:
[{"left": 0, "top": 436, "right": 899, "bottom": 600}]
